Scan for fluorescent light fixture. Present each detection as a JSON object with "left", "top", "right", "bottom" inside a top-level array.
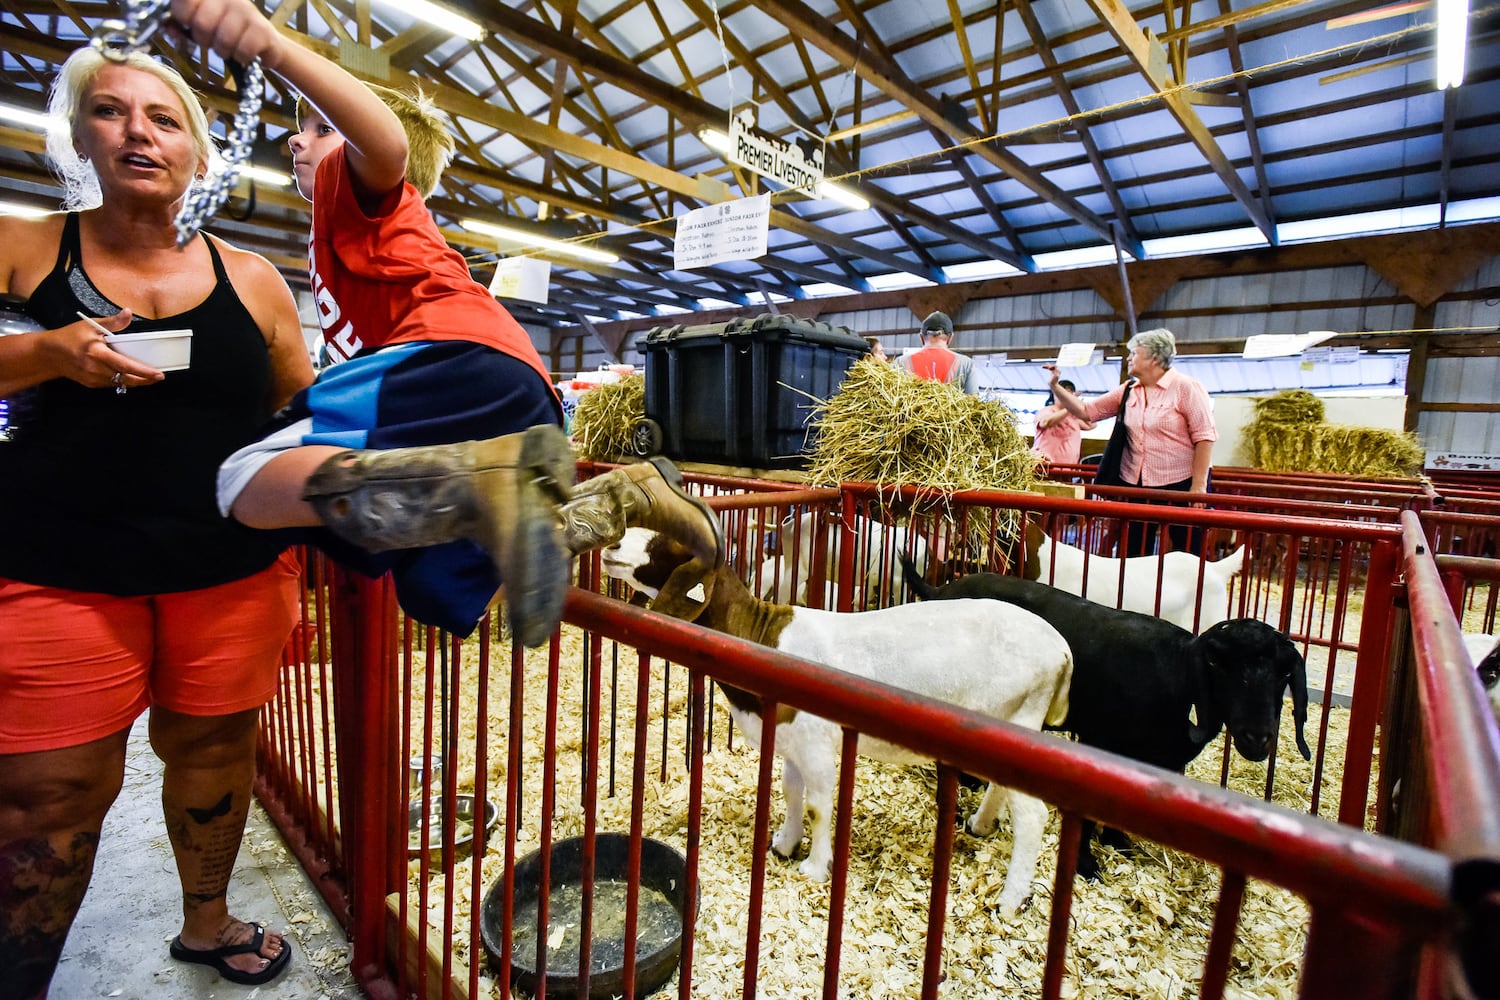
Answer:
[
  {"left": 944, "top": 259, "right": 1021, "bottom": 281},
  {"left": 0, "top": 103, "right": 51, "bottom": 131},
  {"left": 801, "top": 281, "right": 856, "bottom": 298},
  {"left": 865, "top": 271, "right": 936, "bottom": 291},
  {"left": 1435, "top": 0, "right": 1470, "bottom": 88},
  {"left": 1033, "top": 244, "right": 1126, "bottom": 270},
  {"left": 699, "top": 127, "right": 733, "bottom": 154},
  {"left": 461, "top": 218, "right": 619, "bottom": 264},
  {"left": 1141, "top": 226, "right": 1269, "bottom": 257},
  {"left": 239, "top": 165, "right": 292, "bottom": 187},
  {"left": 816, "top": 181, "right": 869, "bottom": 212},
  {"left": 373, "top": 0, "right": 484, "bottom": 41},
  {"left": 0, "top": 200, "right": 50, "bottom": 219}
]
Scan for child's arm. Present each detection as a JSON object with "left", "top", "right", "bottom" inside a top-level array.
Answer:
[{"left": 170, "top": 0, "right": 408, "bottom": 197}]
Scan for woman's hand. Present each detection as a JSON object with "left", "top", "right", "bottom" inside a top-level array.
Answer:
[{"left": 54, "top": 310, "right": 165, "bottom": 392}]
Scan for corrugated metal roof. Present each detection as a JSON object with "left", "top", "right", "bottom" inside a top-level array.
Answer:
[{"left": 1, "top": 0, "right": 1494, "bottom": 328}]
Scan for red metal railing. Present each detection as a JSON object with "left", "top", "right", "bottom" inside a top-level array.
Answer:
[{"left": 253, "top": 477, "right": 1500, "bottom": 1000}]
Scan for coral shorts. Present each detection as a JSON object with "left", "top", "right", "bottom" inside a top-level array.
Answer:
[{"left": 0, "top": 551, "right": 302, "bottom": 754}]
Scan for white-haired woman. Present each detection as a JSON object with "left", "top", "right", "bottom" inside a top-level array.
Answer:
[
  {"left": 1044, "top": 328, "right": 1217, "bottom": 555},
  {"left": 0, "top": 45, "right": 313, "bottom": 995}
]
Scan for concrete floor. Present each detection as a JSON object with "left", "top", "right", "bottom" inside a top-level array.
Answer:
[{"left": 48, "top": 715, "right": 362, "bottom": 1000}]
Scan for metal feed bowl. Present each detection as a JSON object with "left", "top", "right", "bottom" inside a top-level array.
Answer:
[
  {"left": 406, "top": 793, "right": 498, "bottom": 856},
  {"left": 480, "top": 833, "right": 689, "bottom": 999}
]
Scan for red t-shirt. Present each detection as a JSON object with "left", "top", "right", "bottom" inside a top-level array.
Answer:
[{"left": 307, "top": 146, "right": 554, "bottom": 392}]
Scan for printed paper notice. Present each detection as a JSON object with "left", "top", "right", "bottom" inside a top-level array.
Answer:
[
  {"left": 489, "top": 256, "right": 551, "bottom": 304},
  {"left": 674, "top": 194, "right": 770, "bottom": 270},
  {"left": 1300, "top": 345, "right": 1358, "bottom": 364},
  {"left": 1054, "top": 342, "right": 1097, "bottom": 367}
]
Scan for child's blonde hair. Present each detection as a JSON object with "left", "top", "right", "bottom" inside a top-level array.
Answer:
[{"left": 296, "top": 84, "right": 455, "bottom": 198}]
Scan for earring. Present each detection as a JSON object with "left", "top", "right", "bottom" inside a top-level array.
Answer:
[
  {"left": 77, "top": 153, "right": 88, "bottom": 163},
  {"left": 194, "top": 174, "right": 206, "bottom": 181}
]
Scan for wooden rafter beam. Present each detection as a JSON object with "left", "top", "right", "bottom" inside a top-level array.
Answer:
[
  {"left": 1084, "top": 0, "right": 1275, "bottom": 241},
  {"left": 751, "top": 0, "right": 1119, "bottom": 249}
]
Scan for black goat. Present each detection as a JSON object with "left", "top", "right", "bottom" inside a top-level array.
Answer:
[{"left": 899, "top": 555, "right": 1310, "bottom": 880}]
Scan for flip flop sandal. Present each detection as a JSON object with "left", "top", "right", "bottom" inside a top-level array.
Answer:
[{"left": 169, "top": 923, "right": 292, "bottom": 986}]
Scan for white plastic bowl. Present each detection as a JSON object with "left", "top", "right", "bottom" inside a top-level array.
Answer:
[{"left": 107, "top": 329, "right": 193, "bottom": 372}]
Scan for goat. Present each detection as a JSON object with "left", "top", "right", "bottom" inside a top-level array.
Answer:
[
  {"left": 901, "top": 556, "right": 1310, "bottom": 880},
  {"left": 1002, "top": 521, "right": 1245, "bottom": 633},
  {"left": 759, "top": 511, "right": 928, "bottom": 610},
  {"left": 1464, "top": 633, "right": 1500, "bottom": 719},
  {"left": 604, "top": 527, "right": 1072, "bottom": 913}
]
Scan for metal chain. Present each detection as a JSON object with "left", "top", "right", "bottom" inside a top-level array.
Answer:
[{"left": 90, "top": 0, "right": 264, "bottom": 248}]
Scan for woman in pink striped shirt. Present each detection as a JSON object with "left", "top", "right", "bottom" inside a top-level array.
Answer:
[{"left": 1044, "top": 328, "right": 1217, "bottom": 556}]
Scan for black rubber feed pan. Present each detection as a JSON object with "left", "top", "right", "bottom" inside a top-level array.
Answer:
[{"left": 481, "top": 834, "right": 689, "bottom": 999}]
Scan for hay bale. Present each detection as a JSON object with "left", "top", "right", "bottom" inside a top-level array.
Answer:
[
  {"left": 804, "top": 358, "right": 1038, "bottom": 493},
  {"left": 1245, "top": 389, "right": 1425, "bottom": 478},
  {"left": 571, "top": 375, "right": 645, "bottom": 461},
  {"left": 1252, "top": 388, "right": 1324, "bottom": 425}
]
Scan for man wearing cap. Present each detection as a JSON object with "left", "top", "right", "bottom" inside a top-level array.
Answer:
[{"left": 900, "top": 311, "right": 977, "bottom": 394}]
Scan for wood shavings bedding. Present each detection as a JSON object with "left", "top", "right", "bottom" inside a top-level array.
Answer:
[{"left": 386, "top": 626, "right": 1342, "bottom": 999}]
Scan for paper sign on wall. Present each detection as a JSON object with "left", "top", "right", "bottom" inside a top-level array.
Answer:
[
  {"left": 673, "top": 194, "right": 770, "bottom": 270},
  {"left": 1430, "top": 453, "right": 1500, "bottom": 472},
  {"left": 489, "top": 256, "right": 551, "bottom": 304},
  {"left": 1054, "top": 342, "right": 1098, "bottom": 367}
]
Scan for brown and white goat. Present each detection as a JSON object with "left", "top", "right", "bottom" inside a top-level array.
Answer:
[{"left": 603, "top": 527, "right": 1073, "bottom": 913}]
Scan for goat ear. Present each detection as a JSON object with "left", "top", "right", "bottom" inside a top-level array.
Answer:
[
  {"left": 1187, "top": 643, "right": 1225, "bottom": 744},
  {"left": 649, "top": 559, "right": 715, "bottom": 623},
  {"left": 1284, "top": 634, "right": 1312, "bottom": 760}
]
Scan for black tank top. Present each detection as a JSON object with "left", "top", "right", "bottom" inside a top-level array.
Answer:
[{"left": 0, "top": 213, "right": 287, "bottom": 594}]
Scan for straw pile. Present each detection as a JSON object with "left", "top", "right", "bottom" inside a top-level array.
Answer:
[
  {"left": 1246, "top": 389, "right": 1425, "bottom": 479},
  {"left": 803, "top": 358, "right": 1039, "bottom": 493},
  {"left": 570, "top": 374, "right": 645, "bottom": 461},
  {"left": 1253, "top": 388, "right": 1325, "bottom": 425}
]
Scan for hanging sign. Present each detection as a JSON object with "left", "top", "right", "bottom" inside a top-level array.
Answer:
[
  {"left": 1054, "top": 342, "right": 1098, "bottom": 367},
  {"left": 673, "top": 194, "right": 770, "bottom": 270},
  {"left": 729, "top": 108, "right": 824, "bottom": 191},
  {"left": 489, "top": 256, "right": 551, "bottom": 304},
  {"left": 1244, "top": 330, "right": 1336, "bottom": 359}
]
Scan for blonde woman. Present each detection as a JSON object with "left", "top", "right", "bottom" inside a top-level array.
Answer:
[{"left": 0, "top": 45, "right": 314, "bottom": 994}]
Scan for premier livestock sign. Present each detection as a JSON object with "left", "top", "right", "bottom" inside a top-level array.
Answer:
[{"left": 729, "top": 108, "right": 824, "bottom": 192}]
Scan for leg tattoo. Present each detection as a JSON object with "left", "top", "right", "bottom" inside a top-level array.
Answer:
[{"left": 0, "top": 833, "right": 101, "bottom": 1000}]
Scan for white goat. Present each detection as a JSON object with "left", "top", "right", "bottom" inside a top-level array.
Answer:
[
  {"left": 606, "top": 527, "right": 1072, "bottom": 914},
  {"left": 1016, "top": 523, "right": 1245, "bottom": 633},
  {"left": 760, "top": 512, "right": 929, "bottom": 610}
]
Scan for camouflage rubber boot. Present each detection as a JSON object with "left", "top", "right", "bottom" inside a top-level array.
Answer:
[{"left": 302, "top": 424, "right": 575, "bottom": 647}]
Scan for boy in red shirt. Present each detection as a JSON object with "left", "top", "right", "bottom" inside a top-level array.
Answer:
[{"left": 184, "top": 0, "right": 720, "bottom": 644}]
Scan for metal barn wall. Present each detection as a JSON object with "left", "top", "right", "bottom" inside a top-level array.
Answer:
[{"left": 1420, "top": 256, "right": 1500, "bottom": 458}]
